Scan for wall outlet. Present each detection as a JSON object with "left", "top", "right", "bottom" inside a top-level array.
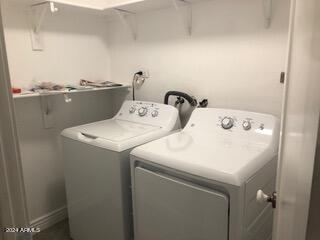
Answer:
[
  {"left": 141, "top": 70, "right": 150, "bottom": 79},
  {"left": 134, "top": 69, "right": 150, "bottom": 88}
]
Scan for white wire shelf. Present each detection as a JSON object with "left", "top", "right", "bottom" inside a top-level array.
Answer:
[
  {"left": 27, "top": 0, "right": 272, "bottom": 48},
  {"left": 13, "top": 85, "right": 130, "bottom": 99}
]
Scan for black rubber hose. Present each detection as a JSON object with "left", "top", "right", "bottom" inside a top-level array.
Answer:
[{"left": 164, "top": 91, "right": 197, "bottom": 107}]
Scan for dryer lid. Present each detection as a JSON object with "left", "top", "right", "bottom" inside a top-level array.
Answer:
[
  {"left": 131, "top": 131, "right": 277, "bottom": 186},
  {"left": 131, "top": 108, "right": 280, "bottom": 186}
]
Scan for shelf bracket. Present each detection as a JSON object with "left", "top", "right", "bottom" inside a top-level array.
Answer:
[
  {"left": 29, "top": 1, "right": 58, "bottom": 51},
  {"left": 172, "top": 0, "right": 192, "bottom": 35},
  {"left": 40, "top": 96, "right": 55, "bottom": 129},
  {"left": 114, "top": 8, "right": 137, "bottom": 40},
  {"left": 263, "top": 0, "right": 272, "bottom": 28}
]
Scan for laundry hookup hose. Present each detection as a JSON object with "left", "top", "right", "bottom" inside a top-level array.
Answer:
[{"left": 164, "top": 91, "right": 198, "bottom": 107}]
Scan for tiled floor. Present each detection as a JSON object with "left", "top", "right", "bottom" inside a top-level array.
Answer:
[{"left": 33, "top": 220, "right": 71, "bottom": 240}]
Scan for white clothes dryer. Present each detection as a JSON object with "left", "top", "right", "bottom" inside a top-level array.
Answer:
[{"left": 130, "top": 108, "right": 280, "bottom": 240}]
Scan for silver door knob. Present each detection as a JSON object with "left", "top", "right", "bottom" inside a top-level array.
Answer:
[{"left": 256, "top": 190, "right": 277, "bottom": 209}]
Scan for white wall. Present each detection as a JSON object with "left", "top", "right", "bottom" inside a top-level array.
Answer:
[
  {"left": 107, "top": 0, "right": 290, "bottom": 118},
  {"left": 1, "top": 0, "right": 111, "bottom": 88}
]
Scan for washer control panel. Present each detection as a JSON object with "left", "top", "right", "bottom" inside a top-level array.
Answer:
[
  {"left": 127, "top": 102, "right": 161, "bottom": 118},
  {"left": 116, "top": 100, "right": 180, "bottom": 129}
]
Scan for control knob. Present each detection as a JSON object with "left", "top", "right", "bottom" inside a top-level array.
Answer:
[
  {"left": 221, "top": 117, "right": 234, "bottom": 130},
  {"left": 242, "top": 120, "right": 252, "bottom": 131},
  {"left": 151, "top": 110, "right": 159, "bottom": 118},
  {"left": 138, "top": 107, "right": 148, "bottom": 117},
  {"left": 129, "top": 106, "right": 136, "bottom": 114}
]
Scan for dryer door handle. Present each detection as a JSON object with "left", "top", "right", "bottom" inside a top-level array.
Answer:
[{"left": 256, "top": 190, "right": 277, "bottom": 209}]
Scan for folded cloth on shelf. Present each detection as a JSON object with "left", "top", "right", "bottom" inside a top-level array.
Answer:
[
  {"left": 80, "top": 79, "right": 123, "bottom": 88},
  {"left": 30, "top": 81, "right": 64, "bottom": 92}
]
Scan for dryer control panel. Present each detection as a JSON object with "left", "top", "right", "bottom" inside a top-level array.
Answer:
[
  {"left": 115, "top": 101, "right": 181, "bottom": 130},
  {"left": 218, "top": 115, "right": 266, "bottom": 132},
  {"left": 184, "top": 108, "right": 280, "bottom": 149}
]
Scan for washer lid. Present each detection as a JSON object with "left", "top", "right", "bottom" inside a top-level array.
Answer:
[
  {"left": 131, "top": 131, "right": 277, "bottom": 186},
  {"left": 61, "top": 119, "right": 165, "bottom": 152},
  {"left": 72, "top": 119, "right": 160, "bottom": 142}
]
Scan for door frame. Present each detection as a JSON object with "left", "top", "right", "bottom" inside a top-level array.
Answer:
[
  {"left": 273, "top": 0, "right": 320, "bottom": 239},
  {"left": 0, "top": 2, "right": 30, "bottom": 240}
]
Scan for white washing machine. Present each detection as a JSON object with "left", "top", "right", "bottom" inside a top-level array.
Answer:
[
  {"left": 61, "top": 100, "right": 180, "bottom": 240},
  {"left": 130, "top": 108, "right": 280, "bottom": 240}
]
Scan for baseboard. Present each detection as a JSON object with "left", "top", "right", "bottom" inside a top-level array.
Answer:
[{"left": 30, "top": 206, "right": 68, "bottom": 232}]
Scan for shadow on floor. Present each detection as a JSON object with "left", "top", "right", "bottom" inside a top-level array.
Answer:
[{"left": 33, "top": 219, "right": 71, "bottom": 240}]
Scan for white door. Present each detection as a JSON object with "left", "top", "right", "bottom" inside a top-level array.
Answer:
[
  {"left": 0, "top": 3, "right": 30, "bottom": 240},
  {"left": 267, "top": 0, "right": 320, "bottom": 239}
]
